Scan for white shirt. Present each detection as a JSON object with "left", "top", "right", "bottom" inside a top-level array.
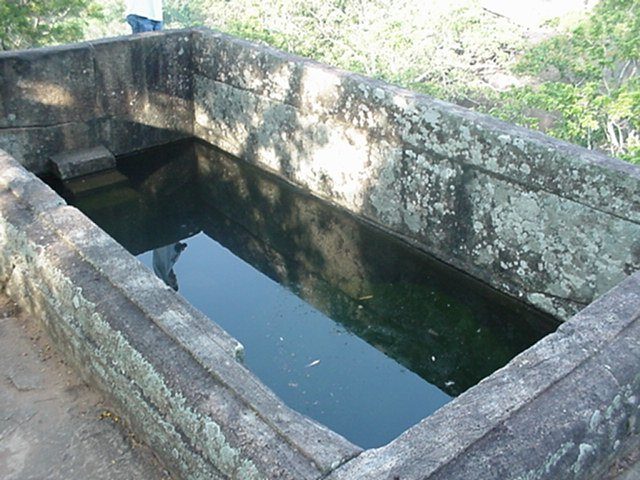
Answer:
[{"left": 125, "top": 0, "right": 163, "bottom": 22}]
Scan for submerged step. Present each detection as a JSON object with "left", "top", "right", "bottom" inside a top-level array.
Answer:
[
  {"left": 50, "top": 146, "right": 116, "bottom": 180},
  {"left": 64, "top": 170, "right": 130, "bottom": 197}
]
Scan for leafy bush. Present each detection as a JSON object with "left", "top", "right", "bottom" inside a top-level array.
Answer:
[
  {"left": 169, "top": 0, "right": 526, "bottom": 101},
  {"left": 182, "top": 0, "right": 638, "bottom": 163},
  {"left": 0, "top": 0, "right": 103, "bottom": 50},
  {"left": 492, "top": 0, "right": 640, "bottom": 163}
]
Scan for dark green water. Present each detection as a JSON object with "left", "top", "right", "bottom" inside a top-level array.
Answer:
[{"left": 50, "top": 139, "right": 558, "bottom": 448}]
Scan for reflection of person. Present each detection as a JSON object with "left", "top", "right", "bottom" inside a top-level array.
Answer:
[
  {"left": 125, "top": 0, "right": 163, "bottom": 33},
  {"left": 153, "top": 242, "right": 186, "bottom": 291}
]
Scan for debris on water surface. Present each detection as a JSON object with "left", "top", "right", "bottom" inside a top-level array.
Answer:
[
  {"left": 358, "top": 295, "right": 374, "bottom": 301},
  {"left": 445, "top": 381, "right": 455, "bottom": 387},
  {"left": 306, "top": 359, "right": 321, "bottom": 368}
]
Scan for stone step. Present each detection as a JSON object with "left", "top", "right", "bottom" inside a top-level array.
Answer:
[
  {"left": 64, "top": 169, "right": 130, "bottom": 197},
  {"left": 50, "top": 145, "right": 116, "bottom": 180}
]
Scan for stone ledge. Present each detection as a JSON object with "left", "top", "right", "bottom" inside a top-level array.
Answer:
[
  {"left": 50, "top": 145, "right": 116, "bottom": 180},
  {"left": 0, "top": 148, "right": 360, "bottom": 480}
]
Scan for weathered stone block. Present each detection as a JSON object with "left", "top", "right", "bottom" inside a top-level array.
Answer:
[
  {"left": 0, "top": 44, "right": 96, "bottom": 128},
  {"left": 0, "top": 117, "right": 192, "bottom": 174},
  {"left": 193, "top": 29, "right": 640, "bottom": 222},
  {"left": 0, "top": 149, "right": 65, "bottom": 212},
  {"left": 0, "top": 31, "right": 196, "bottom": 172},
  {"left": 94, "top": 117, "right": 192, "bottom": 158},
  {"left": 0, "top": 122, "right": 97, "bottom": 173},
  {"left": 50, "top": 145, "right": 116, "bottom": 180},
  {"left": 92, "top": 31, "right": 194, "bottom": 134}
]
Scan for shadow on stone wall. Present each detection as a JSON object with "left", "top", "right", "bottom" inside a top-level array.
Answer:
[
  {"left": 190, "top": 29, "right": 640, "bottom": 323},
  {"left": 0, "top": 32, "right": 195, "bottom": 172},
  {"left": 4, "top": 29, "right": 638, "bottom": 322}
]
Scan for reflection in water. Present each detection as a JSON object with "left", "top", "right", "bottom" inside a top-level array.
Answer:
[
  {"left": 152, "top": 242, "right": 187, "bottom": 290},
  {"left": 53, "top": 139, "right": 560, "bottom": 448}
]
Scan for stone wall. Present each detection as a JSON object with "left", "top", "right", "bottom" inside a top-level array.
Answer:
[
  {"left": 191, "top": 29, "right": 640, "bottom": 320},
  {"left": 0, "top": 31, "right": 194, "bottom": 172},
  {"left": 2, "top": 28, "right": 639, "bottom": 320}
]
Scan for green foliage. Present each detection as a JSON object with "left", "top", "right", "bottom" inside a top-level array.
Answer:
[
  {"left": 5, "top": 0, "right": 638, "bottom": 163},
  {"left": 517, "top": 1, "right": 639, "bottom": 83},
  {"left": 171, "top": 0, "right": 525, "bottom": 101},
  {"left": 493, "top": 0, "right": 640, "bottom": 163},
  {"left": 0, "top": 0, "right": 103, "bottom": 50},
  {"left": 177, "top": 0, "right": 638, "bottom": 163},
  {"left": 163, "top": 0, "right": 208, "bottom": 27}
]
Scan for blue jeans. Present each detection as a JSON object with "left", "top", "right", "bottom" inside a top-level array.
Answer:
[{"left": 127, "top": 14, "right": 163, "bottom": 33}]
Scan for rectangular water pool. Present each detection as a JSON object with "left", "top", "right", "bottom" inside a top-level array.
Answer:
[{"left": 49, "top": 139, "right": 558, "bottom": 448}]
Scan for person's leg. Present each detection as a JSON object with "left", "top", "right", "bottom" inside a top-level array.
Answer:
[
  {"left": 137, "top": 17, "right": 161, "bottom": 32},
  {"left": 126, "top": 14, "right": 158, "bottom": 33},
  {"left": 126, "top": 14, "right": 143, "bottom": 33}
]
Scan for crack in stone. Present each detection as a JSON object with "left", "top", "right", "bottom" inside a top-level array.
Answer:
[{"left": 0, "top": 121, "right": 80, "bottom": 131}]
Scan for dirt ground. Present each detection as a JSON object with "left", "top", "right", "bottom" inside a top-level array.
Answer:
[
  {"left": 607, "top": 446, "right": 640, "bottom": 480},
  {"left": 0, "top": 293, "right": 170, "bottom": 480}
]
